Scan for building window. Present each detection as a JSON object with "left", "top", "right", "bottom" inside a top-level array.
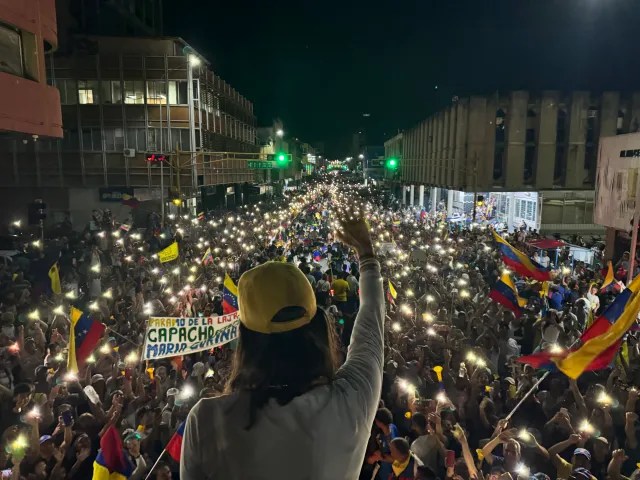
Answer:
[
  {"left": 104, "top": 128, "right": 125, "bottom": 151},
  {"left": 61, "top": 129, "right": 79, "bottom": 149},
  {"left": 493, "top": 147, "right": 505, "bottom": 181},
  {"left": 526, "top": 200, "right": 535, "bottom": 221},
  {"left": 124, "top": 80, "right": 145, "bottom": 104},
  {"left": 57, "top": 79, "right": 78, "bottom": 105},
  {"left": 78, "top": 80, "right": 99, "bottom": 104},
  {"left": 0, "top": 23, "right": 23, "bottom": 77},
  {"left": 168, "top": 80, "right": 188, "bottom": 105},
  {"left": 556, "top": 109, "right": 567, "bottom": 143},
  {"left": 586, "top": 107, "right": 598, "bottom": 144},
  {"left": 526, "top": 128, "right": 536, "bottom": 143},
  {"left": 617, "top": 109, "right": 626, "bottom": 135},
  {"left": 554, "top": 146, "right": 566, "bottom": 184},
  {"left": 101, "top": 80, "right": 122, "bottom": 104},
  {"left": 126, "top": 128, "right": 147, "bottom": 151},
  {"left": 147, "top": 80, "right": 167, "bottom": 105},
  {"left": 495, "top": 109, "right": 506, "bottom": 143},
  {"left": 81, "top": 127, "right": 101, "bottom": 151},
  {"left": 524, "top": 146, "right": 536, "bottom": 183}
]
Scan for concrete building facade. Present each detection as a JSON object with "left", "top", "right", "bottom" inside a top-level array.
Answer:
[
  {"left": 396, "top": 91, "right": 640, "bottom": 233},
  {"left": 0, "top": 0, "right": 62, "bottom": 139},
  {"left": 0, "top": 35, "right": 257, "bottom": 226}
]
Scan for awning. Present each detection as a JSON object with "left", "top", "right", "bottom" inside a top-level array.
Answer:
[{"left": 528, "top": 239, "right": 566, "bottom": 249}]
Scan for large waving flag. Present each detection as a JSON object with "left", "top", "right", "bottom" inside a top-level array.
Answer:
[
  {"left": 492, "top": 230, "right": 551, "bottom": 282},
  {"left": 518, "top": 274, "right": 640, "bottom": 377},
  {"left": 556, "top": 274, "right": 640, "bottom": 379},
  {"left": 68, "top": 307, "right": 105, "bottom": 373},
  {"left": 222, "top": 273, "right": 239, "bottom": 314},
  {"left": 166, "top": 421, "right": 185, "bottom": 462},
  {"left": 601, "top": 261, "right": 615, "bottom": 291},
  {"left": 489, "top": 273, "right": 527, "bottom": 316},
  {"left": 93, "top": 425, "right": 133, "bottom": 480}
]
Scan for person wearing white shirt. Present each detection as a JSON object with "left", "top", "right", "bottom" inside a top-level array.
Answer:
[{"left": 586, "top": 285, "right": 600, "bottom": 313}]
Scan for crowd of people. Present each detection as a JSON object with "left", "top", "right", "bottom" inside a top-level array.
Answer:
[{"left": 0, "top": 177, "right": 638, "bottom": 480}]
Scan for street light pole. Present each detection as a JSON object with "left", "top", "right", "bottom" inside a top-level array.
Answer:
[
  {"left": 187, "top": 55, "right": 199, "bottom": 211},
  {"left": 159, "top": 96, "right": 165, "bottom": 225}
]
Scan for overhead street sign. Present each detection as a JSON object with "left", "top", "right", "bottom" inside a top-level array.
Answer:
[{"left": 247, "top": 160, "right": 276, "bottom": 169}]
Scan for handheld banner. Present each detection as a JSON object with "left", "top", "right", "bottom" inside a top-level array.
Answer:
[{"left": 142, "top": 312, "right": 240, "bottom": 360}]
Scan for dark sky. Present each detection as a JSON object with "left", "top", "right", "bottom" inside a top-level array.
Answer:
[{"left": 164, "top": 0, "right": 640, "bottom": 156}]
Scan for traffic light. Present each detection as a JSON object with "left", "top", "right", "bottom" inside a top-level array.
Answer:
[
  {"left": 146, "top": 153, "right": 167, "bottom": 165},
  {"left": 275, "top": 152, "right": 288, "bottom": 168},
  {"left": 385, "top": 157, "right": 399, "bottom": 170}
]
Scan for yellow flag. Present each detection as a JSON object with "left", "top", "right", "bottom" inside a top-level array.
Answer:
[
  {"left": 601, "top": 261, "right": 615, "bottom": 291},
  {"left": 539, "top": 281, "right": 550, "bottom": 299},
  {"left": 556, "top": 275, "right": 640, "bottom": 379},
  {"left": 67, "top": 307, "right": 81, "bottom": 373},
  {"left": 388, "top": 280, "right": 397, "bottom": 300},
  {"left": 48, "top": 262, "right": 61, "bottom": 295},
  {"left": 158, "top": 242, "right": 179, "bottom": 263}
]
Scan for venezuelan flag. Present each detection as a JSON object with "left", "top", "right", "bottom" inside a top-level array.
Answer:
[
  {"left": 518, "top": 274, "right": 640, "bottom": 377},
  {"left": 489, "top": 273, "right": 527, "bottom": 316},
  {"left": 492, "top": 230, "right": 551, "bottom": 282},
  {"left": 222, "top": 273, "right": 239, "bottom": 314},
  {"left": 92, "top": 426, "right": 133, "bottom": 480},
  {"left": 201, "top": 247, "right": 214, "bottom": 266},
  {"left": 601, "top": 261, "right": 615, "bottom": 291},
  {"left": 556, "top": 273, "right": 640, "bottom": 379},
  {"left": 68, "top": 307, "right": 105, "bottom": 374},
  {"left": 166, "top": 421, "right": 185, "bottom": 462}
]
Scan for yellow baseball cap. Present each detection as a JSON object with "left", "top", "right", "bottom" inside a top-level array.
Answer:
[{"left": 238, "top": 262, "right": 317, "bottom": 334}]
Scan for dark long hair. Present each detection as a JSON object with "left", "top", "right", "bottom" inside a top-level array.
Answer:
[{"left": 225, "top": 306, "right": 339, "bottom": 428}]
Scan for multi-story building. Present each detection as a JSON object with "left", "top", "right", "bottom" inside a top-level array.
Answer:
[
  {"left": 0, "top": 0, "right": 62, "bottom": 139},
  {"left": 395, "top": 91, "right": 640, "bottom": 234},
  {"left": 0, "top": 35, "right": 258, "bottom": 225}
]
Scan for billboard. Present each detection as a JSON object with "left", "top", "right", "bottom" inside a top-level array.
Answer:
[{"left": 594, "top": 132, "right": 640, "bottom": 231}]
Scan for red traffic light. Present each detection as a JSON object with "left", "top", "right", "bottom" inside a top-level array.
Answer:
[{"left": 146, "top": 153, "right": 167, "bottom": 164}]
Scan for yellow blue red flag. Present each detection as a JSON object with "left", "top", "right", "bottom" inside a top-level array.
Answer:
[
  {"left": 68, "top": 307, "right": 105, "bottom": 373},
  {"left": 492, "top": 230, "right": 551, "bottom": 282},
  {"left": 489, "top": 273, "right": 527, "bottom": 316}
]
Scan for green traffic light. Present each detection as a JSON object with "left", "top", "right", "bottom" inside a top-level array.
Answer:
[
  {"left": 386, "top": 157, "right": 399, "bottom": 170},
  {"left": 275, "top": 152, "right": 288, "bottom": 168}
]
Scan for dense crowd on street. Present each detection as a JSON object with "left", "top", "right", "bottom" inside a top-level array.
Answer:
[{"left": 1, "top": 177, "right": 640, "bottom": 480}]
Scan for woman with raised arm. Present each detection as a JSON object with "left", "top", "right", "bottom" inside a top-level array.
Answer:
[{"left": 181, "top": 215, "right": 384, "bottom": 480}]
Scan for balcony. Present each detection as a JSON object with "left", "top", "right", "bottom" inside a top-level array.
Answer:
[{"left": 0, "top": 73, "right": 63, "bottom": 138}]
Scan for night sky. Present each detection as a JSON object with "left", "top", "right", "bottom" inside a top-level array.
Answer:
[{"left": 164, "top": 0, "right": 640, "bottom": 156}]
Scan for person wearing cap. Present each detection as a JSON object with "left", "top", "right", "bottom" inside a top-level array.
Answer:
[
  {"left": 586, "top": 436, "right": 610, "bottom": 479},
  {"left": 37, "top": 434, "right": 58, "bottom": 475},
  {"left": 181, "top": 216, "right": 384, "bottom": 480},
  {"left": 124, "top": 431, "right": 148, "bottom": 480},
  {"left": 548, "top": 434, "right": 597, "bottom": 480}
]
